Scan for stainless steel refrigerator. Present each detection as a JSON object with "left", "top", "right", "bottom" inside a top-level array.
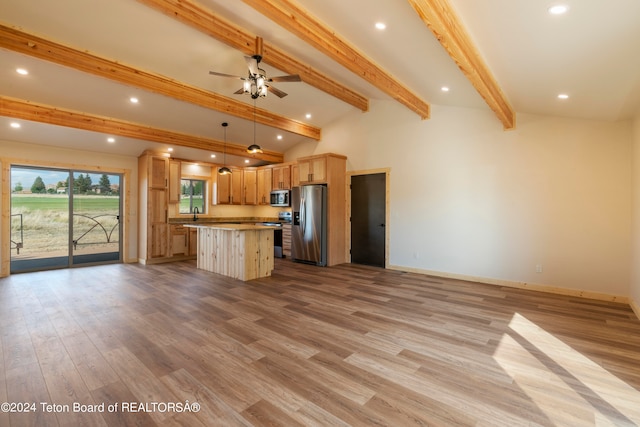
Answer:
[{"left": 291, "top": 185, "right": 327, "bottom": 266}]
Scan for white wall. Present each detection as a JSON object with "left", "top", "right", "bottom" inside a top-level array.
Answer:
[
  {"left": 0, "top": 139, "right": 139, "bottom": 265},
  {"left": 631, "top": 112, "right": 640, "bottom": 315},
  {"left": 288, "top": 100, "right": 633, "bottom": 298}
]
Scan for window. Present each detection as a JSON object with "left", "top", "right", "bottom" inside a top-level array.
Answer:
[{"left": 180, "top": 179, "right": 205, "bottom": 214}]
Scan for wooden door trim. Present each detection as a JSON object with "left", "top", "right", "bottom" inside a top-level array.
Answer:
[{"left": 346, "top": 168, "right": 390, "bottom": 268}]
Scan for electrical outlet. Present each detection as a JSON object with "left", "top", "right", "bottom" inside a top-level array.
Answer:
[{"left": 535, "top": 264, "right": 543, "bottom": 273}]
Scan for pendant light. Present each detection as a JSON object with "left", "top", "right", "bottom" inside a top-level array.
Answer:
[
  {"left": 247, "top": 99, "right": 263, "bottom": 154},
  {"left": 218, "top": 122, "right": 232, "bottom": 175}
]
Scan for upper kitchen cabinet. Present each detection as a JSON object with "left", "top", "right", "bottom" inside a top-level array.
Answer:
[
  {"left": 149, "top": 155, "right": 169, "bottom": 189},
  {"left": 243, "top": 168, "right": 257, "bottom": 205},
  {"left": 271, "top": 164, "right": 292, "bottom": 189},
  {"left": 296, "top": 153, "right": 346, "bottom": 186},
  {"left": 297, "top": 156, "right": 326, "bottom": 184},
  {"left": 213, "top": 167, "right": 243, "bottom": 205},
  {"left": 168, "top": 159, "right": 181, "bottom": 204},
  {"left": 257, "top": 167, "right": 272, "bottom": 205}
]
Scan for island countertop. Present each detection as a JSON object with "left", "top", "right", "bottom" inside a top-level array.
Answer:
[{"left": 183, "top": 223, "right": 278, "bottom": 231}]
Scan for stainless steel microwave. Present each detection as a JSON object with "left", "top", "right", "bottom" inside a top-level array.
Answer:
[{"left": 270, "top": 189, "right": 290, "bottom": 207}]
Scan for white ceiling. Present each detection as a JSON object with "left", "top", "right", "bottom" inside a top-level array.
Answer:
[{"left": 1, "top": 0, "right": 640, "bottom": 166}]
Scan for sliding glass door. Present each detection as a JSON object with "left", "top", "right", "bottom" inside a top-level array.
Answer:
[
  {"left": 10, "top": 166, "right": 122, "bottom": 273},
  {"left": 71, "top": 171, "right": 122, "bottom": 265}
]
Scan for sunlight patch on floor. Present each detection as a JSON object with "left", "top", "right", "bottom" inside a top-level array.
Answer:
[{"left": 493, "top": 313, "right": 640, "bottom": 426}]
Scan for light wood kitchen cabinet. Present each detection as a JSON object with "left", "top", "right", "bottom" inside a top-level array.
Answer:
[
  {"left": 297, "top": 155, "right": 327, "bottom": 184},
  {"left": 168, "top": 159, "right": 181, "bottom": 203},
  {"left": 169, "top": 224, "right": 188, "bottom": 256},
  {"left": 271, "top": 164, "right": 291, "bottom": 189},
  {"left": 139, "top": 152, "right": 170, "bottom": 263},
  {"left": 215, "top": 167, "right": 243, "bottom": 205},
  {"left": 257, "top": 167, "right": 272, "bottom": 205},
  {"left": 188, "top": 228, "right": 198, "bottom": 256},
  {"left": 243, "top": 168, "right": 257, "bottom": 205},
  {"left": 150, "top": 156, "right": 168, "bottom": 189},
  {"left": 139, "top": 151, "right": 197, "bottom": 263},
  {"left": 291, "top": 163, "right": 299, "bottom": 187}
]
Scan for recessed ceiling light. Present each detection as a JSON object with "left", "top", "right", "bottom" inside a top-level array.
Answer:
[
  {"left": 441, "top": 86, "right": 450, "bottom": 92},
  {"left": 375, "top": 22, "right": 386, "bottom": 30},
  {"left": 548, "top": 5, "right": 569, "bottom": 15},
  {"left": 107, "top": 137, "right": 115, "bottom": 143},
  {"left": 167, "top": 147, "right": 173, "bottom": 152},
  {"left": 277, "top": 135, "right": 283, "bottom": 140},
  {"left": 16, "top": 68, "right": 29, "bottom": 75},
  {"left": 557, "top": 93, "right": 569, "bottom": 99},
  {"left": 10, "top": 122, "right": 21, "bottom": 129},
  {"left": 129, "top": 97, "right": 139, "bottom": 104},
  {"left": 210, "top": 154, "right": 216, "bottom": 158},
  {"left": 244, "top": 159, "right": 250, "bottom": 164},
  {"left": 305, "top": 113, "right": 312, "bottom": 119}
]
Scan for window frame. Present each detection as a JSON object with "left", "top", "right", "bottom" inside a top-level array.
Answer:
[{"left": 179, "top": 178, "right": 206, "bottom": 214}]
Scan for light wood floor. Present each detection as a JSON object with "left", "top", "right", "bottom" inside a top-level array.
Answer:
[{"left": 1, "top": 259, "right": 639, "bottom": 426}]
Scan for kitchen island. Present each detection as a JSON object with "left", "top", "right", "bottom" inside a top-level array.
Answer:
[{"left": 185, "top": 223, "right": 275, "bottom": 281}]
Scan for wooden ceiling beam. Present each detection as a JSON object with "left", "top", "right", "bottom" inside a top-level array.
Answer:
[
  {"left": 241, "top": 0, "right": 430, "bottom": 120},
  {"left": 136, "top": 0, "right": 369, "bottom": 112},
  {"left": 407, "top": 0, "right": 515, "bottom": 129},
  {"left": 0, "top": 96, "right": 285, "bottom": 163},
  {"left": 0, "top": 24, "right": 320, "bottom": 141}
]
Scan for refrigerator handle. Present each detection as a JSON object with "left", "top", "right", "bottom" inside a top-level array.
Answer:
[{"left": 300, "top": 195, "right": 305, "bottom": 231}]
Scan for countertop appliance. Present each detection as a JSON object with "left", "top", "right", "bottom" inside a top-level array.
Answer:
[
  {"left": 291, "top": 185, "right": 327, "bottom": 266},
  {"left": 270, "top": 189, "right": 290, "bottom": 207}
]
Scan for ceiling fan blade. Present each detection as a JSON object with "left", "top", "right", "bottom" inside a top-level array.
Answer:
[
  {"left": 209, "top": 70, "right": 244, "bottom": 79},
  {"left": 269, "top": 74, "right": 302, "bottom": 83},
  {"left": 245, "top": 56, "right": 260, "bottom": 76},
  {"left": 233, "top": 87, "right": 245, "bottom": 95},
  {"left": 268, "top": 85, "right": 288, "bottom": 98}
]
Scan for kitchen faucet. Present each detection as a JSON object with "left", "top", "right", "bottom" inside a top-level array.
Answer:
[{"left": 193, "top": 206, "right": 199, "bottom": 221}]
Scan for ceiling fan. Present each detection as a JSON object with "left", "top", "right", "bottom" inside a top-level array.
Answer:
[{"left": 209, "top": 37, "right": 301, "bottom": 99}]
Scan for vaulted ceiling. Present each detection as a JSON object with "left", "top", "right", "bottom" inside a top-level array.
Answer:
[{"left": 1, "top": 0, "right": 639, "bottom": 166}]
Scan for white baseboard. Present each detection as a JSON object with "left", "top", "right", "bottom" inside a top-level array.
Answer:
[{"left": 388, "top": 264, "right": 629, "bottom": 304}]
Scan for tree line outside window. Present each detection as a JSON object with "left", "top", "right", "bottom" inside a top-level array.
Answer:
[
  {"left": 180, "top": 179, "right": 205, "bottom": 214},
  {"left": 13, "top": 174, "right": 117, "bottom": 195}
]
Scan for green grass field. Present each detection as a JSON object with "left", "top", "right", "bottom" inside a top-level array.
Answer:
[
  {"left": 11, "top": 194, "right": 119, "bottom": 211},
  {"left": 10, "top": 194, "right": 120, "bottom": 256}
]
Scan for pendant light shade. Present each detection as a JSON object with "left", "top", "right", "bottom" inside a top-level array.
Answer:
[
  {"left": 218, "top": 122, "right": 232, "bottom": 175},
  {"left": 247, "top": 99, "right": 263, "bottom": 154},
  {"left": 247, "top": 144, "right": 263, "bottom": 154}
]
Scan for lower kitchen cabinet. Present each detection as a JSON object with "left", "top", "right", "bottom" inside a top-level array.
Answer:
[
  {"left": 282, "top": 223, "right": 292, "bottom": 258},
  {"left": 189, "top": 228, "right": 198, "bottom": 256},
  {"left": 170, "top": 225, "right": 189, "bottom": 257}
]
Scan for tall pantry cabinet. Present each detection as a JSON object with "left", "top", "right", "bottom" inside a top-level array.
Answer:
[{"left": 138, "top": 151, "right": 184, "bottom": 264}]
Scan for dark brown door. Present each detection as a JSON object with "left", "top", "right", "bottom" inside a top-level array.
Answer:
[{"left": 351, "top": 173, "right": 386, "bottom": 267}]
